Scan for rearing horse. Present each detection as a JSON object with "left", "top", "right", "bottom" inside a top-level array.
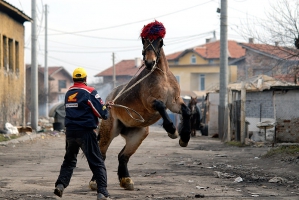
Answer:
[{"left": 89, "top": 20, "right": 191, "bottom": 191}]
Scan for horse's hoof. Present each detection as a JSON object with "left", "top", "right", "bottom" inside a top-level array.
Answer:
[
  {"left": 89, "top": 180, "right": 97, "bottom": 191},
  {"left": 179, "top": 139, "right": 188, "bottom": 147},
  {"left": 168, "top": 130, "right": 178, "bottom": 139},
  {"left": 120, "top": 177, "right": 134, "bottom": 190}
]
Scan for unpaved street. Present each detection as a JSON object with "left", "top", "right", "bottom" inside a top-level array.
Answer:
[{"left": 0, "top": 126, "right": 299, "bottom": 200}]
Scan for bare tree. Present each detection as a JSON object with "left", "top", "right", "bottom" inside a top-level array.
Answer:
[
  {"left": 241, "top": 0, "right": 299, "bottom": 48},
  {"left": 238, "top": 0, "right": 299, "bottom": 80}
]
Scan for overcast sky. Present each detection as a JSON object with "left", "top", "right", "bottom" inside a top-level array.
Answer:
[{"left": 6, "top": 0, "right": 273, "bottom": 83}]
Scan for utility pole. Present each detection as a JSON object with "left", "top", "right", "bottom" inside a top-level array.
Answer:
[
  {"left": 112, "top": 52, "right": 116, "bottom": 88},
  {"left": 44, "top": 4, "right": 48, "bottom": 118},
  {"left": 31, "top": 0, "right": 38, "bottom": 131},
  {"left": 219, "top": 0, "right": 228, "bottom": 139}
]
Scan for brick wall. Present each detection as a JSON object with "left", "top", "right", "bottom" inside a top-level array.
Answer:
[
  {"left": 274, "top": 90, "right": 299, "bottom": 142},
  {"left": 237, "top": 49, "right": 296, "bottom": 81}
]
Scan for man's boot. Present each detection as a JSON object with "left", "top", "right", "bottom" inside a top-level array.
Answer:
[{"left": 54, "top": 184, "right": 64, "bottom": 197}]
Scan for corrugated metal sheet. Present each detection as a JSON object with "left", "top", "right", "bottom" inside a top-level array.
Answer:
[{"left": 208, "top": 75, "right": 297, "bottom": 92}]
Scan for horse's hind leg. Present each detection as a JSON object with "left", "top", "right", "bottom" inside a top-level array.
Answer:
[
  {"left": 118, "top": 126, "right": 149, "bottom": 190},
  {"left": 153, "top": 100, "right": 178, "bottom": 139},
  {"left": 178, "top": 103, "right": 191, "bottom": 147}
]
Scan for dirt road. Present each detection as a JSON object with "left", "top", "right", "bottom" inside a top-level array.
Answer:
[{"left": 0, "top": 126, "right": 298, "bottom": 200}]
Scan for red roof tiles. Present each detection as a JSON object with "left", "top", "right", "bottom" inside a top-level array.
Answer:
[
  {"left": 95, "top": 60, "right": 142, "bottom": 77},
  {"left": 238, "top": 43, "right": 299, "bottom": 60},
  {"left": 167, "top": 40, "right": 245, "bottom": 60}
]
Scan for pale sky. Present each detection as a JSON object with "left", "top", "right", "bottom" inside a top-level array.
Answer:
[{"left": 6, "top": 0, "right": 272, "bottom": 83}]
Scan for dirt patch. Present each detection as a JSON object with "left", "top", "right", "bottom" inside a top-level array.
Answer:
[{"left": 0, "top": 127, "right": 298, "bottom": 199}]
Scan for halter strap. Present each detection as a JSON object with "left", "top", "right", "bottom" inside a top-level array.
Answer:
[{"left": 142, "top": 38, "right": 162, "bottom": 61}]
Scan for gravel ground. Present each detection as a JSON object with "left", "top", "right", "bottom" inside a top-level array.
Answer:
[{"left": 0, "top": 126, "right": 298, "bottom": 200}]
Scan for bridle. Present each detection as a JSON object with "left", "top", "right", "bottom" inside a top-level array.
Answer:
[{"left": 142, "top": 38, "right": 163, "bottom": 63}]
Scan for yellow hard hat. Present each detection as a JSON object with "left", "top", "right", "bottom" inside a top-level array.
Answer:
[{"left": 73, "top": 67, "right": 87, "bottom": 79}]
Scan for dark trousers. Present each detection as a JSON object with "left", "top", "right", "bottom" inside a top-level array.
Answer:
[{"left": 55, "top": 129, "right": 108, "bottom": 196}]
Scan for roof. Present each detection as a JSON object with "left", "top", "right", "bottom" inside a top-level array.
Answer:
[
  {"left": 95, "top": 59, "right": 143, "bottom": 77},
  {"left": 229, "top": 75, "right": 296, "bottom": 92},
  {"left": 166, "top": 40, "right": 245, "bottom": 60},
  {"left": 0, "top": 0, "right": 31, "bottom": 23},
  {"left": 40, "top": 66, "right": 73, "bottom": 80},
  {"left": 26, "top": 65, "right": 72, "bottom": 80},
  {"left": 238, "top": 43, "right": 299, "bottom": 61},
  {"left": 273, "top": 74, "right": 298, "bottom": 83}
]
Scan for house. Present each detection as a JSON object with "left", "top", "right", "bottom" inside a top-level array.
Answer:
[
  {"left": 0, "top": 0, "right": 31, "bottom": 129},
  {"left": 94, "top": 58, "right": 143, "bottom": 100},
  {"left": 166, "top": 39, "right": 245, "bottom": 94},
  {"left": 95, "top": 58, "right": 142, "bottom": 85},
  {"left": 235, "top": 39, "right": 299, "bottom": 82},
  {"left": 26, "top": 65, "right": 72, "bottom": 119},
  {"left": 205, "top": 75, "right": 299, "bottom": 143}
]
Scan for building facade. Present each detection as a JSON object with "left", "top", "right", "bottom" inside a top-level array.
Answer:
[
  {"left": 166, "top": 40, "right": 245, "bottom": 93},
  {"left": 0, "top": 1, "right": 31, "bottom": 129}
]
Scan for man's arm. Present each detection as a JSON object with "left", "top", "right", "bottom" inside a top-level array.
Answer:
[{"left": 88, "top": 90, "right": 109, "bottom": 120}]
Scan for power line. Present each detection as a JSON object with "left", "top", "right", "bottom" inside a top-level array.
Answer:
[
  {"left": 46, "top": 0, "right": 214, "bottom": 36},
  {"left": 33, "top": 32, "right": 214, "bottom": 54}
]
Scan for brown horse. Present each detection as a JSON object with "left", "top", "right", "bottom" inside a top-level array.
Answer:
[
  {"left": 188, "top": 96, "right": 201, "bottom": 137},
  {"left": 89, "top": 20, "right": 191, "bottom": 191}
]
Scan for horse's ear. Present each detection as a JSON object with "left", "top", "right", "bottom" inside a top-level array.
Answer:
[{"left": 159, "top": 39, "right": 164, "bottom": 48}]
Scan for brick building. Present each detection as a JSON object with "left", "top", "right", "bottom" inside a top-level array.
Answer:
[{"left": 233, "top": 40, "right": 299, "bottom": 82}]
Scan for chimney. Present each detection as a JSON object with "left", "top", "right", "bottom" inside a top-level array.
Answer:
[
  {"left": 135, "top": 57, "right": 141, "bottom": 68},
  {"left": 206, "top": 38, "right": 211, "bottom": 43},
  {"left": 275, "top": 41, "right": 279, "bottom": 46},
  {"left": 249, "top": 38, "right": 254, "bottom": 43}
]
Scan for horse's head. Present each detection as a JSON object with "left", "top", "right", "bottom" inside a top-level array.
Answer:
[
  {"left": 140, "top": 20, "right": 166, "bottom": 70},
  {"left": 189, "top": 96, "right": 198, "bottom": 114},
  {"left": 142, "top": 38, "right": 164, "bottom": 70},
  {"left": 190, "top": 96, "right": 197, "bottom": 105}
]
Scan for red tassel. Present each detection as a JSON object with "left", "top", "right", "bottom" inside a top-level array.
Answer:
[{"left": 140, "top": 20, "right": 166, "bottom": 40}]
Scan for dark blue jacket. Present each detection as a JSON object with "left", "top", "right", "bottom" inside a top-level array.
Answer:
[{"left": 64, "top": 82, "right": 109, "bottom": 130}]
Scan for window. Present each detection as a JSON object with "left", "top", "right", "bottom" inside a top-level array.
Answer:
[
  {"left": 199, "top": 74, "right": 205, "bottom": 91},
  {"left": 253, "top": 69, "right": 271, "bottom": 76},
  {"left": 208, "top": 59, "right": 214, "bottom": 64},
  {"left": 175, "top": 75, "right": 180, "bottom": 84},
  {"left": 191, "top": 54, "right": 196, "bottom": 64},
  {"left": 15, "top": 41, "right": 19, "bottom": 74},
  {"left": 58, "top": 80, "right": 66, "bottom": 92},
  {"left": 3, "top": 35, "right": 7, "bottom": 70},
  {"left": 58, "top": 94, "right": 65, "bottom": 102},
  {"left": 8, "top": 38, "right": 13, "bottom": 72}
]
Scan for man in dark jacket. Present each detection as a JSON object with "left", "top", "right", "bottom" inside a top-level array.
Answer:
[{"left": 54, "top": 67, "right": 113, "bottom": 200}]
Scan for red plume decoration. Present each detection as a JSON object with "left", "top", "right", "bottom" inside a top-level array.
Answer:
[{"left": 140, "top": 20, "right": 166, "bottom": 40}]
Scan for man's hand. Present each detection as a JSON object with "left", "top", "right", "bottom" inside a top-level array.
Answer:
[{"left": 106, "top": 101, "right": 114, "bottom": 109}]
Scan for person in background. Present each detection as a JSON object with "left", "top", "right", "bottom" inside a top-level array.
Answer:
[{"left": 54, "top": 67, "right": 113, "bottom": 200}]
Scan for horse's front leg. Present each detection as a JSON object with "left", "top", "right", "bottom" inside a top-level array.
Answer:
[
  {"left": 153, "top": 99, "right": 178, "bottom": 139},
  {"left": 118, "top": 127, "right": 149, "bottom": 190},
  {"left": 178, "top": 103, "right": 191, "bottom": 147}
]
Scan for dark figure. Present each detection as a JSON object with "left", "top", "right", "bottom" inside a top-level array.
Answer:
[
  {"left": 188, "top": 96, "right": 201, "bottom": 137},
  {"left": 54, "top": 67, "right": 113, "bottom": 200}
]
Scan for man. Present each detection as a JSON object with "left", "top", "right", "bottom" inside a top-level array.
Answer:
[{"left": 54, "top": 67, "right": 113, "bottom": 200}]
